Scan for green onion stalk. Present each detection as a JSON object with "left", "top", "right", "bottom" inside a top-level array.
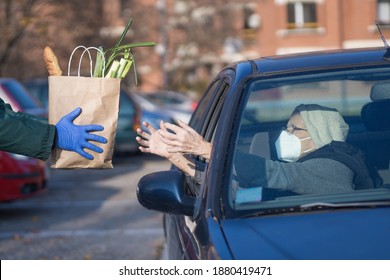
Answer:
[{"left": 93, "top": 19, "right": 155, "bottom": 83}]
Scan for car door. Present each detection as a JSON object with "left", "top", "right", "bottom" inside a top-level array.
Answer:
[{"left": 165, "top": 73, "right": 232, "bottom": 259}]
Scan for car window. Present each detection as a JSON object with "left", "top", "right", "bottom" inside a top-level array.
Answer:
[
  {"left": 228, "top": 68, "right": 390, "bottom": 214},
  {"left": 189, "top": 79, "right": 220, "bottom": 132},
  {"left": 204, "top": 81, "right": 229, "bottom": 142}
]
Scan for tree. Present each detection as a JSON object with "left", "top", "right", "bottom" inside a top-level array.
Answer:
[
  {"left": 0, "top": 0, "right": 103, "bottom": 79},
  {"left": 0, "top": 0, "right": 39, "bottom": 76}
]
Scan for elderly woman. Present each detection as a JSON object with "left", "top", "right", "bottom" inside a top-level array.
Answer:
[{"left": 136, "top": 104, "right": 373, "bottom": 195}]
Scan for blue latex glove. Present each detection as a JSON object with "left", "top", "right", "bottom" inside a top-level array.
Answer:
[{"left": 55, "top": 107, "right": 107, "bottom": 160}]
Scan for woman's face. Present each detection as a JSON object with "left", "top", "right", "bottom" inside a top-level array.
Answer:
[{"left": 287, "top": 113, "right": 316, "bottom": 157}]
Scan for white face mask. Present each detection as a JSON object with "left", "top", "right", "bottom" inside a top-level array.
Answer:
[{"left": 275, "top": 130, "right": 312, "bottom": 162}]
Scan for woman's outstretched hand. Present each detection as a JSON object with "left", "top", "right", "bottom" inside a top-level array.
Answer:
[
  {"left": 158, "top": 120, "right": 212, "bottom": 160},
  {"left": 136, "top": 121, "right": 172, "bottom": 159}
]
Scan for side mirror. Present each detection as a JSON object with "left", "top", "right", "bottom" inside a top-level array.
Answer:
[{"left": 137, "top": 170, "right": 196, "bottom": 216}]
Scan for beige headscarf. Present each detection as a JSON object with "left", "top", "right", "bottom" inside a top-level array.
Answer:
[{"left": 294, "top": 104, "right": 349, "bottom": 149}]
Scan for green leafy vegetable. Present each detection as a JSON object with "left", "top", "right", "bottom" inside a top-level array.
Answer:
[{"left": 93, "top": 19, "right": 155, "bottom": 82}]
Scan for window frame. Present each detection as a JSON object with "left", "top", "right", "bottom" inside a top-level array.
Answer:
[
  {"left": 377, "top": 0, "right": 390, "bottom": 26},
  {"left": 182, "top": 77, "right": 230, "bottom": 198},
  {"left": 286, "top": 1, "right": 318, "bottom": 29}
]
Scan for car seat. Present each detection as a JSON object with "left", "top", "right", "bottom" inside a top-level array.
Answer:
[
  {"left": 361, "top": 101, "right": 390, "bottom": 131},
  {"left": 249, "top": 132, "right": 271, "bottom": 159},
  {"left": 358, "top": 101, "right": 390, "bottom": 186}
]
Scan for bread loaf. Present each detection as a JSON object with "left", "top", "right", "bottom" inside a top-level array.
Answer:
[{"left": 43, "top": 46, "right": 62, "bottom": 76}]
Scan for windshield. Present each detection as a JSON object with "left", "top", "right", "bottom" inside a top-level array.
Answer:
[{"left": 228, "top": 68, "right": 390, "bottom": 215}]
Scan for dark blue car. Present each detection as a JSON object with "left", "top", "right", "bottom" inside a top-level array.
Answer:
[{"left": 137, "top": 47, "right": 390, "bottom": 259}]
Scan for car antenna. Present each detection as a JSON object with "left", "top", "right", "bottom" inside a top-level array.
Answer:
[{"left": 376, "top": 21, "right": 390, "bottom": 60}]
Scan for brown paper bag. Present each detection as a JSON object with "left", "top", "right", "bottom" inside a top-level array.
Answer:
[{"left": 48, "top": 75, "right": 121, "bottom": 169}]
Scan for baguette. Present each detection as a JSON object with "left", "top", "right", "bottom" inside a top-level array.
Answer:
[{"left": 43, "top": 46, "right": 62, "bottom": 76}]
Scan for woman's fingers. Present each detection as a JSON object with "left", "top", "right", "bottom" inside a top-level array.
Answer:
[
  {"left": 159, "top": 120, "right": 167, "bottom": 131},
  {"left": 136, "top": 136, "right": 149, "bottom": 147},
  {"left": 138, "top": 146, "right": 151, "bottom": 153},
  {"left": 163, "top": 122, "right": 184, "bottom": 135},
  {"left": 157, "top": 128, "right": 177, "bottom": 140},
  {"left": 137, "top": 135, "right": 151, "bottom": 154},
  {"left": 136, "top": 129, "right": 151, "bottom": 140},
  {"left": 144, "top": 121, "right": 157, "bottom": 133},
  {"left": 160, "top": 135, "right": 183, "bottom": 147},
  {"left": 159, "top": 121, "right": 195, "bottom": 141},
  {"left": 172, "top": 121, "right": 199, "bottom": 141},
  {"left": 137, "top": 122, "right": 157, "bottom": 140},
  {"left": 177, "top": 119, "right": 194, "bottom": 132}
]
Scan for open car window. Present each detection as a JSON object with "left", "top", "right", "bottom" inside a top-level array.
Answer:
[
  {"left": 184, "top": 78, "right": 230, "bottom": 197},
  {"left": 228, "top": 68, "right": 390, "bottom": 214}
]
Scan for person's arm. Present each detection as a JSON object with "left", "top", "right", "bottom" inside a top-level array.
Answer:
[
  {"left": 235, "top": 151, "right": 354, "bottom": 194},
  {"left": 158, "top": 120, "right": 212, "bottom": 160},
  {"left": 0, "top": 99, "right": 107, "bottom": 160},
  {"left": 0, "top": 100, "right": 55, "bottom": 160},
  {"left": 136, "top": 121, "right": 197, "bottom": 177}
]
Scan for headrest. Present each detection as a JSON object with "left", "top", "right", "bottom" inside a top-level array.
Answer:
[{"left": 361, "top": 101, "right": 390, "bottom": 131}]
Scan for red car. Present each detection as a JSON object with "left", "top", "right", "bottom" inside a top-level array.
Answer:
[
  {"left": 0, "top": 78, "right": 49, "bottom": 202},
  {"left": 0, "top": 151, "right": 48, "bottom": 202}
]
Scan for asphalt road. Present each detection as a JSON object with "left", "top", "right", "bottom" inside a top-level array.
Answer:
[{"left": 0, "top": 153, "right": 171, "bottom": 260}]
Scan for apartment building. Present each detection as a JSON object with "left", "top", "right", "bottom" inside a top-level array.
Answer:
[
  {"left": 148, "top": 0, "right": 390, "bottom": 92},
  {"left": 103, "top": 0, "right": 390, "bottom": 92},
  {"left": 250, "top": 0, "right": 390, "bottom": 56}
]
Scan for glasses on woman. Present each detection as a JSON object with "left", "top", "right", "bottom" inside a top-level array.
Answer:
[{"left": 282, "top": 124, "right": 307, "bottom": 135}]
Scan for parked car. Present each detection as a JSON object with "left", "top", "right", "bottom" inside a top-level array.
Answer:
[
  {"left": 131, "top": 92, "right": 176, "bottom": 129},
  {"left": 23, "top": 78, "right": 141, "bottom": 153},
  {"left": 0, "top": 78, "right": 49, "bottom": 202},
  {"left": 0, "top": 151, "right": 48, "bottom": 202},
  {"left": 22, "top": 78, "right": 49, "bottom": 109},
  {"left": 0, "top": 78, "right": 47, "bottom": 117},
  {"left": 137, "top": 47, "right": 390, "bottom": 259},
  {"left": 137, "top": 90, "right": 196, "bottom": 124}
]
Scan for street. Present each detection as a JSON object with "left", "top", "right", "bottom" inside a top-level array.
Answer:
[{"left": 0, "top": 153, "right": 171, "bottom": 260}]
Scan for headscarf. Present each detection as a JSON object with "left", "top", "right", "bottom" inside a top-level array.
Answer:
[{"left": 294, "top": 104, "right": 349, "bottom": 149}]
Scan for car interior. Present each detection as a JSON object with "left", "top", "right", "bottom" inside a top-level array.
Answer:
[
  {"left": 228, "top": 71, "right": 390, "bottom": 211},
  {"left": 348, "top": 84, "right": 390, "bottom": 186}
]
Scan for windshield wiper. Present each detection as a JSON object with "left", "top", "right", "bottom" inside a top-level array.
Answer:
[
  {"left": 300, "top": 201, "right": 390, "bottom": 210},
  {"left": 237, "top": 200, "right": 390, "bottom": 219}
]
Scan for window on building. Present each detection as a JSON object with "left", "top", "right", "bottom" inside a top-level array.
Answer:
[
  {"left": 377, "top": 0, "right": 390, "bottom": 25},
  {"left": 243, "top": 4, "right": 260, "bottom": 40},
  {"left": 287, "top": 1, "right": 318, "bottom": 29}
]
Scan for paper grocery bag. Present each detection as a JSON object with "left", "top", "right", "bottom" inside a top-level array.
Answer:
[{"left": 48, "top": 76, "right": 121, "bottom": 169}]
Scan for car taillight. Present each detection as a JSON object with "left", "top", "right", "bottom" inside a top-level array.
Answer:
[
  {"left": 192, "top": 101, "right": 198, "bottom": 111},
  {"left": 133, "top": 108, "right": 141, "bottom": 131}
]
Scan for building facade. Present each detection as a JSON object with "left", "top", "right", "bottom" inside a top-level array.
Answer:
[
  {"left": 252, "top": 0, "right": 390, "bottom": 56},
  {"left": 132, "top": 0, "right": 390, "bottom": 94},
  {"left": 4, "top": 1, "right": 388, "bottom": 95}
]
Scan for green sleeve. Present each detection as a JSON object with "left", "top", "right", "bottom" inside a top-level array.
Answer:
[{"left": 0, "top": 99, "right": 56, "bottom": 160}]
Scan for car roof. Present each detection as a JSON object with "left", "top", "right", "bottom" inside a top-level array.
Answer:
[
  {"left": 228, "top": 47, "right": 390, "bottom": 77},
  {"left": 0, "top": 77, "right": 18, "bottom": 84}
]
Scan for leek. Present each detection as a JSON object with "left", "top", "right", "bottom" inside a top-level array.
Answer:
[{"left": 93, "top": 18, "right": 155, "bottom": 82}]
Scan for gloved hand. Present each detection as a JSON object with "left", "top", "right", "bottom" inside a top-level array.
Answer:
[{"left": 55, "top": 107, "right": 107, "bottom": 160}]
